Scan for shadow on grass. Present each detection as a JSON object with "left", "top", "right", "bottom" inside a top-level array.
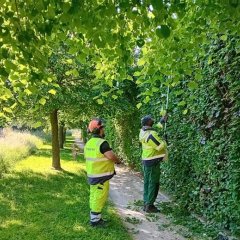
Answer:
[
  {"left": 0, "top": 137, "right": 131, "bottom": 240},
  {"left": 0, "top": 170, "right": 130, "bottom": 240}
]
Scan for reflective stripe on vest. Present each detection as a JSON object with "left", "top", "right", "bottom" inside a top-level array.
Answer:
[
  {"left": 84, "top": 138, "right": 114, "bottom": 179},
  {"left": 86, "top": 157, "right": 109, "bottom": 162}
]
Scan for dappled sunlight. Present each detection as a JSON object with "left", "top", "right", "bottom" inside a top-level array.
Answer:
[
  {"left": 73, "top": 223, "right": 87, "bottom": 233},
  {"left": 0, "top": 137, "right": 131, "bottom": 240},
  {"left": 0, "top": 219, "right": 24, "bottom": 228}
]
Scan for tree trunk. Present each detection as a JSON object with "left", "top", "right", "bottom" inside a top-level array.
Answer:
[
  {"left": 50, "top": 109, "right": 62, "bottom": 170},
  {"left": 59, "top": 123, "right": 64, "bottom": 149},
  {"left": 63, "top": 127, "right": 66, "bottom": 144}
]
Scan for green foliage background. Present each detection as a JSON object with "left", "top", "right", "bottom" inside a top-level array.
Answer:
[{"left": 105, "top": 37, "right": 240, "bottom": 236}]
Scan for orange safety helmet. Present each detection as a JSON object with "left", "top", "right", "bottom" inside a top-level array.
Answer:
[{"left": 88, "top": 118, "right": 104, "bottom": 134}]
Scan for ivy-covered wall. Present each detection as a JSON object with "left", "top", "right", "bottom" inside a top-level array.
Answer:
[
  {"left": 105, "top": 38, "right": 240, "bottom": 235},
  {"left": 105, "top": 111, "right": 141, "bottom": 169}
]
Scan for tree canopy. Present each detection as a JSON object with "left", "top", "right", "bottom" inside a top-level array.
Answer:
[{"left": 1, "top": 0, "right": 239, "bottom": 123}]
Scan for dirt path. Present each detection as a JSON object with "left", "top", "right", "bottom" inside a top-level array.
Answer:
[
  {"left": 75, "top": 138, "right": 186, "bottom": 240},
  {"left": 110, "top": 165, "right": 186, "bottom": 240}
]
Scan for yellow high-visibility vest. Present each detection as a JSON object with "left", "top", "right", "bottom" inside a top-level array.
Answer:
[
  {"left": 84, "top": 138, "right": 114, "bottom": 179},
  {"left": 139, "top": 129, "right": 167, "bottom": 161}
]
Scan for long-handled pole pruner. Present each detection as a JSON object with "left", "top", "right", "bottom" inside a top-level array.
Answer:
[{"left": 164, "top": 84, "right": 170, "bottom": 137}]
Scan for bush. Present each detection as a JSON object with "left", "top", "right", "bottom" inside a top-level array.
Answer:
[{"left": 0, "top": 129, "right": 42, "bottom": 177}]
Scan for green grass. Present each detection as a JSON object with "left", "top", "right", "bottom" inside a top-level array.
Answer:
[
  {"left": 0, "top": 137, "right": 132, "bottom": 240},
  {"left": 0, "top": 130, "right": 42, "bottom": 177}
]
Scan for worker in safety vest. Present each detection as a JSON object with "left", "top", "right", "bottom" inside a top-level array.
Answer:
[
  {"left": 84, "top": 118, "right": 121, "bottom": 227},
  {"left": 139, "top": 115, "right": 167, "bottom": 213}
]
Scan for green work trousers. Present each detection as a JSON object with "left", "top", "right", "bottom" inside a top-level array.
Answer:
[{"left": 143, "top": 161, "right": 160, "bottom": 205}]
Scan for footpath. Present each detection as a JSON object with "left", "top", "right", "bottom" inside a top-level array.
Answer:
[
  {"left": 75, "top": 137, "right": 187, "bottom": 240},
  {"left": 110, "top": 165, "right": 186, "bottom": 240}
]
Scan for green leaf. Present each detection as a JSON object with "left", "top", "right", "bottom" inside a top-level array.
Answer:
[
  {"left": 151, "top": 0, "right": 163, "bottom": 11},
  {"left": 48, "top": 89, "right": 57, "bottom": 95},
  {"left": 97, "top": 99, "right": 104, "bottom": 105},
  {"left": 152, "top": 87, "right": 159, "bottom": 92},
  {"left": 32, "top": 121, "right": 42, "bottom": 128},
  {"left": 220, "top": 35, "right": 227, "bottom": 41},
  {"left": 138, "top": 59, "right": 146, "bottom": 66},
  {"left": 10, "top": 103, "right": 17, "bottom": 109},
  {"left": 134, "top": 71, "right": 141, "bottom": 76},
  {"left": 136, "top": 103, "right": 142, "bottom": 109},
  {"left": 178, "top": 101, "right": 186, "bottom": 106},
  {"left": 188, "top": 81, "right": 198, "bottom": 90},
  {"left": 3, "top": 88, "right": 12, "bottom": 98},
  {"left": 156, "top": 25, "right": 171, "bottom": 39},
  {"left": 39, "top": 98, "right": 46, "bottom": 105},
  {"left": 72, "top": 69, "right": 79, "bottom": 77},
  {"left": 136, "top": 38, "right": 145, "bottom": 47},
  {"left": 18, "top": 99, "right": 26, "bottom": 106},
  {"left": 24, "top": 88, "right": 32, "bottom": 95},
  {"left": 143, "top": 96, "right": 150, "bottom": 104},
  {"left": 160, "top": 109, "right": 167, "bottom": 116},
  {"left": 3, "top": 107, "right": 13, "bottom": 113},
  {"left": 183, "top": 109, "right": 188, "bottom": 115},
  {"left": 195, "top": 73, "right": 202, "bottom": 81},
  {"left": 4, "top": 60, "right": 17, "bottom": 71},
  {"left": 66, "top": 59, "right": 73, "bottom": 64},
  {"left": 112, "top": 95, "right": 118, "bottom": 100}
]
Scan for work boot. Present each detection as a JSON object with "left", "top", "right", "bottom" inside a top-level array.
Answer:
[
  {"left": 90, "top": 218, "right": 108, "bottom": 227},
  {"left": 144, "top": 204, "right": 160, "bottom": 213}
]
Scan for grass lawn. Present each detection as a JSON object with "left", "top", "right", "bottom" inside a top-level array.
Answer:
[{"left": 0, "top": 137, "right": 132, "bottom": 240}]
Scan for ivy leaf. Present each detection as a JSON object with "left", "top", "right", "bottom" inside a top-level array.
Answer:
[
  {"left": 39, "top": 98, "right": 46, "bottom": 105},
  {"left": 136, "top": 38, "right": 145, "bottom": 47},
  {"left": 188, "top": 81, "right": 198, "bottom": 90},
  {"left": 195, "top": 73, "right": 202, "bottom": 80}
]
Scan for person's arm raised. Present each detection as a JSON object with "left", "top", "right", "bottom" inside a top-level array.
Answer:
[{"left": 104, "top": 150, "right": 121, "bottom": 164}]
